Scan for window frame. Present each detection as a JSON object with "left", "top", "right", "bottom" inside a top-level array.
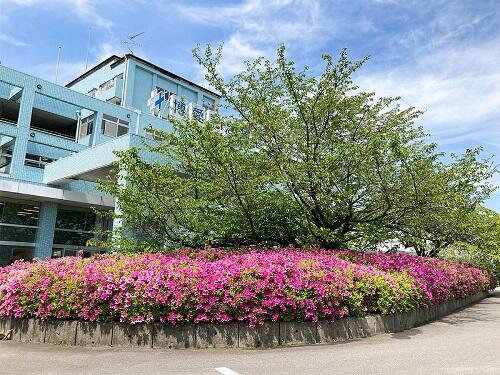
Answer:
[{"left": 101, "top": 114, "right": 129, "bottom": 138}]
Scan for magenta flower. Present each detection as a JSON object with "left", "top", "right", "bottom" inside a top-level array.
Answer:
[{"left": 0, "top": 248, "right": 494, "bottom": 325}]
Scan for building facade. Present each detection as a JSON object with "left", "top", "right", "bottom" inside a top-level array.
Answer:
[{"left": 0, "top": 54, "right": 219, "bottom": 266}]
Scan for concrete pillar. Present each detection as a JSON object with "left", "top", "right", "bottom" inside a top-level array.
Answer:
[
  {"left": 112, "top": 197, "right": 123, "bottom": 232},
  {"left": 90, "top": 111, "right": 103, "bottom": 146},
  {"left": 10, "top": 84, "right": 35, "bottom": 178},
  {"left": 122, "top": 60, "right": 136, "bottom": 108},
  {"left": 33, "top": 202, "right": 57, "bottom": 259},
  {"left": 112, "top": 169, "right": 126, "bottom": 231}
]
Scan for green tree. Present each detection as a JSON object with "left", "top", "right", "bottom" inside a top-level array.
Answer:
[
  {"left": 386, "top": 149, "right": 495, "bottom": 256},
  {"left": 97, "top": 112, "right": 304, "bottom": 250},
  {"left": 97, "top": 44, "right": 495, "bottom": 252},
  {"left": 193, "top": 44, "right": 495, "bottom": 249},
  {"left": 441, "top": 207, "right": 500, "bottom": 278}
]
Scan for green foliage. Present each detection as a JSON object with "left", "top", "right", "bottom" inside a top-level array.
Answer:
[
  {"left": 349, "top": 272, "right": 423, "bottom": 316},
  {"left": 441, "top": 207, "right": 500, "bottom": 279},
  {"left": 98, "top": 111, "right": 304, "bottom": 249},
  {"left": 386, "top": 149, "right": 495, "bottom": 257},
  {"left": 97, "top": 44, "right": 496, "bottom": 252}
]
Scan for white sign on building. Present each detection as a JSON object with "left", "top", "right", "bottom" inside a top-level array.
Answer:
[{"left": 148, "top": 89, "right": 214, "bottom": 123}]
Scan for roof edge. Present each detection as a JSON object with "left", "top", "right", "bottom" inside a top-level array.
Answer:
[
  {"left": 65, "top": 55, "right": 122, "bottom": 88},
  {"left": 123, "top": 54, "right": 220, "bottom": 98},
  {"left": 65, "top": 54, "right": 221, "bottom": 98}
]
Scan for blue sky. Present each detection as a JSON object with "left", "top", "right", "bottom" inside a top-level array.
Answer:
[{"left": 1, "top": 0, "right": 500, "bottom": 210}]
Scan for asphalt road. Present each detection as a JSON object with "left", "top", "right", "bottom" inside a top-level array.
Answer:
[{"left": 1, "top": 289, "right": 499, "bottom": 375}]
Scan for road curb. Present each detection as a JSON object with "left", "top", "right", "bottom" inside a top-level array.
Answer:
[{"left": 0, "top": 291, "right": 490, "bottom": 349}]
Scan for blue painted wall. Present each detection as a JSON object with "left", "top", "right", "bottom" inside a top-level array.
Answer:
[{"left": 0, "top": 54, "right": 219, "bottom": 262}]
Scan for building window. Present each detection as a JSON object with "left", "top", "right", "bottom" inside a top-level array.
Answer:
[
  {"left": 79, "top": 115, "right": 94, "bottom": 139},
  {"left": 55, "top": 208, "right": 96, "bottom": 231},
  {"left": 203, "top": 97, "right": 216, "bottom": 111},
  {"left": 53, "top": 208, "right": 96, "bottom": 246},
  {"left": 99, "top": 79, "right": 115, "bottom": 93},
  {"left": 98, "top": 74, "right": 123, "bottom": 94},
  {"left": 0, "top": 149, "right": 13, "bottom": 174},
  {"left": 52, "top": 247, "right": 105, "bottom": 259},
  {"left": 0, "top": 135, "right": 14, "bottom": 174},
  {"left": 0, "top": 81, "right": 22, "bottom": 125},
  {"left": 0, "top": 200, "right": 39, "bottom": 243},
  {"left": 88, "top": 88, "right": 97, "bottom": 97},
  {"left": 0, "top": 226, "right": 37, "bottom": 242},
  {"left": 0, "top": 200, "right": 39, "bottom": 227},
  {"left": 24, "top": 154, "right": 56, "bottom": 169},
  {"left": 0, "top": 245, "right": 33, "bottom": 267},
  {"left": 53, "top": 230, "right": 94, "bottom": 246},
  {"left": 145, "top": 128, "right": 166, "bottom": 141},
  {"left": 101, "top": 114, "right": 129, "bottom": 138}
]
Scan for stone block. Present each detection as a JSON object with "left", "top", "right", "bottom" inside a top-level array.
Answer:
[
  {"left": 195, "top": 322, "right": 239, "bottom": 348},
  {"left": 0, "top": 318, "right": 13, "bottom": 340},
  {"left": 152, "top": 323, "right": 195, "bottom": 349},
  {"left": 76, "top": 321, "right": 113, "bottom": 347},
  {"left": 424, "top": 305, "right": 432, "bottom": 321},
  {"left": 362, "top": 315, "right": 385, "bottom": 335},
  {"left": 398, "top": 310, "right": 417, "bottom": 330},
  {"left": 279, "top": 321, "right": 317, "bottom": 346},
  {"left": 112, "top": 323, "right": 151, "bottom": 347},
  {"left": 447, "top": 299, "right": 455, "bottom": 312},
  {"left": 436, "top": 302, "right": 449, "bottom": 318},
  {"left": 347, "top": 317, "right": 372, "bottom": 338},
  {"left": 9, "top": 318, "right": 23, "bottom": 341},
  {"left": 0, "top": 317, "right": 11, "bottom": 334},
  {"left": 462, "top": 296, "right": 470, "bottom": 308},
  {"left": 317, "top": 318, "right": 350, "bottom": 343},
  {"left": 20, "top": 318, "right": 45, "bottom": 343},
  {"left": 380, "top": 314, "right": 397, "bottom": 333},
  {"left": 45, "top": 320, "right": 78, "bottom": 345},
  {"left": 415, "top": 307, "right": 430, "bottom": 325},
  {"left": 238, "top": 322, "right": 279, "bottom": 348},
  {"left": 471, "top": 292, "right": 487, "bottom": 304}
]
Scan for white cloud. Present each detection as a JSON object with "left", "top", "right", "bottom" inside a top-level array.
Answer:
[
  {"left": 96, "top": 42, "right": 119, "bottom": 61},
  {"left": 28, "top": 61, "right": 87, "bottom": 85},
  {"left": 71, "top": 0, "right": 113, "bottom": 29},
  {"left": 177, "top": 0, "right": 329, "bottom": 78},
  {"left": 0, "top": 32, "right": 28, "bottom": 46},
  {"left": 3, "top": 0, "right": 113, "bottom": 29},
  {"left": 25, "top": 42, "right": 122, "bottom": 85},
  {"left": 215, "top": 34, "right": 269, "bottom": 76},
  {"left": 357, "top": 37, "right": 500, "bottom": 144},
  {"left": 187, "top": 0, "right": 325, "bottom": 44},
  {"left": 178, "top": 0, "right": 500, "bottom": 152}
]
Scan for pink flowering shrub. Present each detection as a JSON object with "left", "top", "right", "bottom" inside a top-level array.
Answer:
[{"left": 0, "top": 248, "right": 494, "bottom": 326}]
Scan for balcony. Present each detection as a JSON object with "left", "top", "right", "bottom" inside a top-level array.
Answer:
[
  {"left": 43, "top": 134, "right": 132, "bottom": 184},
  {"left": 96, "top": 78, "right": 123, "bottom": 104},
  {"left": 30, "top": 107, "right": 78, "bottom": 141}
]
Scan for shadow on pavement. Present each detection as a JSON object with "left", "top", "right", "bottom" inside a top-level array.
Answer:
[
  {"left": 433, "top": 290, "right": 499, "bottom": 327},
  {"left": 389, "top": 328, "right": 423, "bottom": 340},
  {"left": 388, "top": 290, "right": 499, "bottom": 337}
]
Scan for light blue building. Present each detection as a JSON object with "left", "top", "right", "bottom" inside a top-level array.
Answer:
[{"left": 0, "top": 54, "right": 220, "bottom": 265}]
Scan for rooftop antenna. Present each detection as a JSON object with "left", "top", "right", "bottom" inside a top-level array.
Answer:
[
  {"left": 123, "top": 31, "right": 144, "bottom": 55},
  {"left": 55, "top": 46, "right": 61, "bottom": 84},
  {"left": 85, "top": 27, "right": 92, "bottom": 72}
]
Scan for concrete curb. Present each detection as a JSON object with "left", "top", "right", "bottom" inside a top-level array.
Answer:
[{"left": 0, "top": 291, "right": 490, "bottom": 349}]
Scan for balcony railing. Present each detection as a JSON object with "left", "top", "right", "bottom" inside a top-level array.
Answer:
[{"left": 30, "top": 126, "right": 76, "bottom": 141}]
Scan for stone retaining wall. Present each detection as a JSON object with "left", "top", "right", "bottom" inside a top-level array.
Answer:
[{"left": 0, "top": 291, "right": 490, "bottom": 349}]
